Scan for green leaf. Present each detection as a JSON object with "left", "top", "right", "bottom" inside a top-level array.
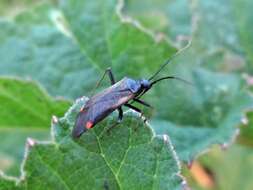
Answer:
[
  {"left": 59, "top": 0, "right": 176, "bottom": 79},
  {"left": 124, "top": 0, "right": 192, "bottom": 46},
  {"left": 150, "top": 65, "right": 253, "bottom": 162},
  {"left": 125, "top": 0, "right": 246, "bottom": 72},
  {"left": 187, "top": 145, "right": 253, "bottom": 190},
  {"left": 123, "top": 0, "right": 253, "bottom": 163},
  {"left": 0, "top": 98, "right": 185, "bottom": 190},
  {"left": 192, "top": 0, "right": 242, "bottom": 54},
  {"left": 0, "top": 4, "right": 100, "bottom": 99},
  {"left": 59, "top": 0, "right": 252, "bottom": 165},
  {"left": 1, "top": 0, "right": 253, "bottom": 169},
  {"left": 0, "top": 0, "right": 47, "bottom": 18},
  {"left": 0, "top": 77, "right": 70, "bottom": 176},
  {"left": 0, "top": 0, "right": 176, "bottom": 98},
  {"left": 124, "top": 0, "right": 243, "bottom": 54},
  {"left": 184, "top": 0, "right": 247, "bottom": 75},
  {"left": 237, "top": 111, "right": 253, "bottom": 147},
  {"left": 232, "top": 0, "right": 253, "bottom": 73},
  {"left": 0, "top": 175, "right": 21, "bottom": 190}
]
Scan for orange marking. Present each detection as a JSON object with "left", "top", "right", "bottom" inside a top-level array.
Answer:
[
  {"left": 80, "top": 106, "right": 85, "bottom": 112},
  {"left": 86, "top": 121, "right": 93, "bottom": 129}
]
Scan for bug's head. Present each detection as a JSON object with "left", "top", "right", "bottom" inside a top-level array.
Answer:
[{"left": 140, "top": 79, "right": 151, "bottom": 90}]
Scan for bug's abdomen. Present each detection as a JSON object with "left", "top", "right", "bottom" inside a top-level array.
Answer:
[{"left": 72, "top": 109, "right": 91, "bottom": 138}]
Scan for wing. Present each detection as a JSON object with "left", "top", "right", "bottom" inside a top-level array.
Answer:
[
  {"left": 90, "top": 90, "right": 135, "bottom": 127},
  {"left": 87, "top": 78, "right": 135, "bottom": 106},
  {"left": 72, "top": 78, "right": 137, "bottom": 138},
  {"left": 72, "top": 108, "right": 92, "bottom": 138}
]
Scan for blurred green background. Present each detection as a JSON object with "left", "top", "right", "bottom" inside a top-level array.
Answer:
[{"left": 0, "top": 0, "right": 253, "bottom": 189}]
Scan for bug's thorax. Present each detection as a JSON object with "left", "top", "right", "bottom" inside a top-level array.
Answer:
[{"left": 125, "top": 77, "right": 151, "bottom": 94}]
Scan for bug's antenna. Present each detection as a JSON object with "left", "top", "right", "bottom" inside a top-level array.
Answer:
[
  {"left": 134, "top": 75, "right": 193, "bottom": 101},
  {"left": 150, "top": 76, "right": 193, "bottom": 86},
  {"left": 148, "top": 41, "right": 191, "bottom": 81}
]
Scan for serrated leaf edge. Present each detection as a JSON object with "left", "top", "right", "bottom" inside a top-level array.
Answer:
[
  {"left": 117, "top": 0, "right": 178, "bottom": 48},
  {"left": 190, "top": 99, "right": 253, "bottom": 164},
  {"left": 0, "top": 98, "right": 188, "bottom": 190}
]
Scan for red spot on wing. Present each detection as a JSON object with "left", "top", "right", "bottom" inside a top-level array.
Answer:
[
  {"left": 86, "top": 121, "right": 93, "bottom": 129},
  {"left": 80, "top": 106, "right": 86, "bottom": 112}
]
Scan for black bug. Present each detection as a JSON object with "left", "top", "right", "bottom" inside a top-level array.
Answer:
[{"left": 72, "top": 51, "right": 191, "bottom": 138}]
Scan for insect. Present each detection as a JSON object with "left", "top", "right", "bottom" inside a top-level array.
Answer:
[{"left": 72, "top": 50, "right": 191, "bottom": 138}]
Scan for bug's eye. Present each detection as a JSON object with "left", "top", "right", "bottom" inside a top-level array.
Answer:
[{"left": 140, "top": 79, "right": 150, "bottom": 89}]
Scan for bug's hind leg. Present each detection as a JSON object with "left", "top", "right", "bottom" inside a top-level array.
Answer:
[
  {"left": 106, "top": 67, "right": 116, "bottom": 84},
  {"left": 90, "top": 68, "right": 116, "bottom": 96},
  {"left": 106, "top": 107, "right": 123, "bottom": 134},
  {"left": 117, "top": 107, "right": 123, "bottom": 123},
  {"left": 96, "top": 67, "right": 116, "bottom": 87}
]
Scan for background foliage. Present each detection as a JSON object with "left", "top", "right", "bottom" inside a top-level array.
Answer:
[{"left": 0, "top": 0, "right": 252, "bottom": 189}]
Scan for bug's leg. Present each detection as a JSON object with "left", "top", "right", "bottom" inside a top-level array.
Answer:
[
  {"left": 97, "top": 67, "right": 115, "bottom": 86},
  {"left": 106, "top": 107, "right": 123, "bottom": 133},
  {"left": 124, "top": 104, "right": 148, "bottom": 123},
  {"left": 117, "top": 107, "right": 123, "bottom": 123},
  {"left": 106, "top": 67, "right": 116, "bottom": 85},
  {"left": 124, "top": 103, "right": 142, "bottom": 114},
  {"left": 132, "top": 99, "right": 154, "bottom": 122},
  {"left": 133, "top": 98, "right": 153, "bottom": 108},
  {"left": 90, "top": 67, "right": 116, "bottom": 96},
  {"left": 124, "top": 103, "right": 142, "bottom": 113},
  {"left": 125, "top": 103, "right": 147, "bottom": 121}
]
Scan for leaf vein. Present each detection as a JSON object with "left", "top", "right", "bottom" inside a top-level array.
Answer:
[{"left": 34, "top": 147, "right": 71, "bottom": 190}]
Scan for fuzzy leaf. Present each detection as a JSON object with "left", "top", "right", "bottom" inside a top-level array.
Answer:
[
  {"left": 123, "top": 0, "right": 253, "bottom": 163},
  {"left": 0, "top": 98, "right": 184, "bottom": 190},
  {"left": 125, "top": 0, "right": 246, "bottom": 72},
  {"left": 232, "top": 0, "right": 253, "bottom": 73},
  {"left": 0, "top": 0, "right": 47, "bottom": 18},
  {"left": 0, "top": 78, "right": 70, "bottom": 176},
  {"left": 0, "top": 0, "right": 176, "bottom": 98},
  {"left": 58, "top": 0, "right": 176, "bottom": 79},
  {"left": 0, "top": 0, "right": 252, "bottom": 170},
  {"left": 237, "top": 111, "right": 253, "bottom": 147},
  {"left": 150, "top": 64, "right": 253, "bottom": 162},
  {"left": 192, "top": 0, "right": 242, "bottom": 54},
  {"left": 0, "top": 3, "right": 100, "bottom": 99},
  {"left": 188, "top": 145, "right": 253, "bottom": 190},
  {"left": 124, "top": 0, "right": 192, "bottom": 46},
  {"left": 0, "top": 176, "right": 22, "bottom": 190}
]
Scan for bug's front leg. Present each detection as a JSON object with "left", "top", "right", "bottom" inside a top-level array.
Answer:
[
  {"left": 124, "top": 103, "right": 148, "bottom": 122},
  {"left": 124, "top": 103, "right": 142, "bottom": 114},
  {"left": 133, "top": 98, "right": 153, "bottom": 108}
]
